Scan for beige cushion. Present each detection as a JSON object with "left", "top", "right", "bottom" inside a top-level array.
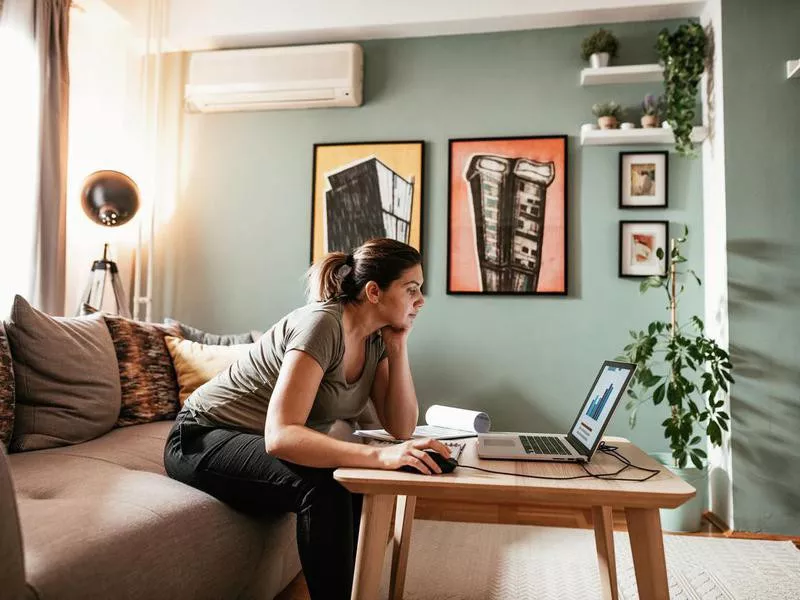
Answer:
[
  {"left": 165, "top": 336, "right": 253, "bottom": 406},
  {"left": 4, "top": 295, "right": 121, "bottom": 452}
]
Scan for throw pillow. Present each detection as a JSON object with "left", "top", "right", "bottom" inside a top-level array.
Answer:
[
  {"left": 164, "top": 318, "right": 256, "bottom": 346},
  {"left": 104, "top": 315, "right": 181, "bottom": 427},
  {"left": 164, "top": 336, "right": 253, "bottom": 406},
  {"left": 0, "top": 322, "right": 15, "bottom": 449},
  {"left": 4, "top": 295, "right": 121, "bottom": 451}
]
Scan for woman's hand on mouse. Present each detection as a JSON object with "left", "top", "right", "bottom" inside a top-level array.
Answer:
[{"left": 376, "top": 438, "right": 451, "bottom": 474}]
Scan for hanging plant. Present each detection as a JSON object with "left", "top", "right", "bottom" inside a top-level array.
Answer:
[{"left": 656, "top": 22, "right": 707, "bottom": 157}]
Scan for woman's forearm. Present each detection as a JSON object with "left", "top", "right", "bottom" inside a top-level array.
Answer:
[
  {"left": 382, "top": 344, "right": 420, "bottom": 439},
  {"left": 265, "top": 424, "right": 379, "bottom": 468}
]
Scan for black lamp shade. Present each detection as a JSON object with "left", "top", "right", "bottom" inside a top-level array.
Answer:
[{"left": 80, "top": 170, "right": 140, "bottom": 227}]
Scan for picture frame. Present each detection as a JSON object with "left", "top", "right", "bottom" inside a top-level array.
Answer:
[
  {"left": 619, "top": 151, "right": 668, "bottom": 209},
  {"left": 619, "top": 220, "right": 669, "bottom": 278},
  {"left": 447, "top": 135, "right": 568, "bottom": 295},
  {"left": 310, "top": 140, "right": 425, "bottom": 263}
]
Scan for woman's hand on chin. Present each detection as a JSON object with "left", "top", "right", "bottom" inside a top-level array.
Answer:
[{"left": 380, "top": 324, "right": 410, "bottom": 351}]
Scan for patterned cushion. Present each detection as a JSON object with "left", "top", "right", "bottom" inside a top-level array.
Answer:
[
  {"left": 0, "top": 322, "right": 15, "bottom": 449},
  {"left": 163, "top": 318, "right": 256, "bottom": 346},
  {"left": 104, "top": 316, "right": 181, "bottom": 427}
]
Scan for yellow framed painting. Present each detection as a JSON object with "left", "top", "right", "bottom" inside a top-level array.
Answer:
[{"left": 310, "top": 140, "right": 425, "bottom": 263}]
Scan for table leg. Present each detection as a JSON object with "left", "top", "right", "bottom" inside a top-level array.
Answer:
[
  {"left": 625, "top": 507, "right": 669, "bottom": 600},
  {"left": 591, "top": 505, "right": 618, "bottom": 600},
  {"left": 352, "top": 494, "right": 395, "bottom": 600},
  {"left": 389, "top": 495, "right": 417, "bottom": 600}
]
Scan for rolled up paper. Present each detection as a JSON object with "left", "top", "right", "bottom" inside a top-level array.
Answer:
[{"left": 424, "top": 404, "right": 491, "bottom": 434}]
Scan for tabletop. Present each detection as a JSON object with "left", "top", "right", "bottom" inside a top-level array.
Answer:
[{"left": 334, "top": 437, "right": 696, "bottom": 509}]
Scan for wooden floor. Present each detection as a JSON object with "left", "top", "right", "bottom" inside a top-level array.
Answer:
[{"left": 274, "top": 511, "right": 800, "bottom": 600}]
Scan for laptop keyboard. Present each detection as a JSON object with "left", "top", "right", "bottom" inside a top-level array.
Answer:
[{"left": 519, "top": 435, "right": 572, "bottom": 456}]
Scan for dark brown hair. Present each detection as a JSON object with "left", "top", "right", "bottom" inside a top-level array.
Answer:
[{"left": 306, "top": 238, "right": 422, "bottom": 304}]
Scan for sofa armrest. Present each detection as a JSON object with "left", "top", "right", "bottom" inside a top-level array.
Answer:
[{"left": 0, "top": 445, "right": 26, "bottom": 600}]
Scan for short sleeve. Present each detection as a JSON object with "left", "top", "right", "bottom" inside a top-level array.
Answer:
[{"left": 285, "top": 310, "right": 341, "bottom": 372}]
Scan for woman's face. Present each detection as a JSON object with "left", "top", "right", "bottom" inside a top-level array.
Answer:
[{"left": 378, "top": 264, "right": 425, "bottom": 330}]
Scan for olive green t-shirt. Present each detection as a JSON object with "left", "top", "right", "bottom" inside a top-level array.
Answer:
[{"left": 184, "top": 301, "right": 386, "bottom": 435}]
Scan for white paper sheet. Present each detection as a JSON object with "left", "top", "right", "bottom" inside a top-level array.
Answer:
[{"left": 354, "top": 404, "right": 491, "bottom": 441}]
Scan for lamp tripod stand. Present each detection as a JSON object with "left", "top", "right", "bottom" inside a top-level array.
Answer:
[{"left": 78, "top": 243, "right": 131, "bottom": 317}]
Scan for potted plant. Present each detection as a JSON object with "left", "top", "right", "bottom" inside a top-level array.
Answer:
[
  {"left": 618, "top": 226, "right": 733, "bottom": 532},
  {"left": 656, "top": 22, "right": 707, "bottom": 156},
  {"left": 592, "top": 101, "right": 622, "bottom": 130},
  {"left": 640, "top": 93, "right": 664, "bottom": 128},
  {"left": 581, "top": 28, "right": 619, "bottom": 68}
]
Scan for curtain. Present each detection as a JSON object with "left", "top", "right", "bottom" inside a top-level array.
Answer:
[{"left": 0, "top": 0, "right": 69, "bottom": 316}]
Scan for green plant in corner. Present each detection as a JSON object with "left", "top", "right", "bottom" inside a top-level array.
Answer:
[
  {"left": 618, "top": 226, "right": 733, "bottom": 469},
  {"left": 656, "top": 22, "right": 707, "bottom": 157}
]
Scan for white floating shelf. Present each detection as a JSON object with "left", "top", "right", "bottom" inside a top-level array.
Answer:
[
  {"left": 580, "top": 63, "right": 663, "bottom": 86},
  {"left": 787, "top": 59, "right": 800, "bottom": 79},
  {"left": 580, "top": 126, "right": 708, "bottom": 146}
]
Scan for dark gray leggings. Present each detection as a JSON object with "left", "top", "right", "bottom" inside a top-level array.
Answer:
[{"left": 163, "top": 408, "right": 362, "bottom": 600}]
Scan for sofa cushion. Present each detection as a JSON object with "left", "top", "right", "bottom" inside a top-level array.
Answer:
[
  {"left": 9, "top": 421, "right": 301, "bottom": 600},
  {"left": 5, "top": 295, "right": 121, "bottom": 452},
  {"left": 164, "top": 318, "right": 257, "bottom": 346},
  {"left": 164, "top": 336, "right": 253, "bottom": 407},
  {"left": 0, "top": 322, "right": 15, "bottom": 449},
  {"left": 104, "top": 316, "right": 181, "bottom": 427}
]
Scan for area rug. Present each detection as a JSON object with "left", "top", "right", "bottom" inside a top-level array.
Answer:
[{"left": 379, "top": 521, "right": 800, "bottom": 600}]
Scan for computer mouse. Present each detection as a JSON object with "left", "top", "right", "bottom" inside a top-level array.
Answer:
[{"left": 398, "top": 450, "right": 458, "bottom": 474}]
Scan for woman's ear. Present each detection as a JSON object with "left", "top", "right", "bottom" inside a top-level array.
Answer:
[{"left": 364, "top": 281, "right": 381, "bottom": 304}]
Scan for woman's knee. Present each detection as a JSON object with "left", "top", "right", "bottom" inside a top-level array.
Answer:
[{"left": 297, "top": 474, "right": 353, "bottom": 514}]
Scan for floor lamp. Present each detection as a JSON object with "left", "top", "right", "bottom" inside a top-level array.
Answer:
[{"left": 76, "top": 170, "right": 140, "bottom": 317}]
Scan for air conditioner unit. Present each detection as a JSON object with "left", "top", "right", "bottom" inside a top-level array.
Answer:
[{"left": 185, "top": 43, "right": 363, "bottom": 113}]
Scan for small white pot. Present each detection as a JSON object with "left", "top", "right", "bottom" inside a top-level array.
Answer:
[
  {"left": 662, "top": 121, "right": 673, "bottom": 129},
  {"left": 590, "top": 52, "right": 610, "bottom": 68}
]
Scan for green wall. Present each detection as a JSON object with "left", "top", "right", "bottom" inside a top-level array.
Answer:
[
  {"left": 722, "top": 0, "right": 800, "bottom": 535},
  {"left": 161, "top": 21, "right": 704, "bottom": 454}
]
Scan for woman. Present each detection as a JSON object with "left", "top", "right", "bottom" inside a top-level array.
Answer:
[{"left": 163, "top": 238, "right": 450, "bottom": 600}]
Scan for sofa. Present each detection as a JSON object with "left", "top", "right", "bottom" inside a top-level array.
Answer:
[{"left": 0, "top": 296, "right": 305, "bottom": 600}]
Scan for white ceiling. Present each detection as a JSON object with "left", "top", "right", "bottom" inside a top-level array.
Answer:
[{"left": 96, "top": 0, "right": 704, "bottom": 52}]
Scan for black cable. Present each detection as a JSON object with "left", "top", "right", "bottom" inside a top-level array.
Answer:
[{"left": 457, "top": 442, "right": 662, "bottom": 482}]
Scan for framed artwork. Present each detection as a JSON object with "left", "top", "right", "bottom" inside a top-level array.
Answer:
[
  {"left": 619, "top": 151, "right": 668, "bottom": 208},
  {"left": 310, "top": 140, "right": 424, "bottom": 263},
  {"left": 447, "top": 135, "right": 568, "bottom": 295},
  {"left": 619, "top": 220, "right": 669, "bottom": 278}
]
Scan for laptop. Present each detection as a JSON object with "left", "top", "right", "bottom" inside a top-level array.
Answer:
[{"left": 477, "top": 360, "right": 636, "bottom": 463}]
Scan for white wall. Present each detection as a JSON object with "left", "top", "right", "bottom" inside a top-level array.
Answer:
[
  {"left": 66, "top": 5, "right": 146, "bottom": 315},
  {"left": 700, "top": 0, "right": 732, "bottom": 528}
]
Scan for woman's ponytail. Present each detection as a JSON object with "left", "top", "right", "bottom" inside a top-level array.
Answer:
[{"left": 305, "top": 252, "right": 350, "bottom": 302}]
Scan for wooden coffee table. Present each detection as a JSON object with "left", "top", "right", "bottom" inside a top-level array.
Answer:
[{"left": 334, "top": 437, "right": 694, "bottom": 600}]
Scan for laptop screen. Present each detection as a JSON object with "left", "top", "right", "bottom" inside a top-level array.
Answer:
[{"left": 567, "top": 361, "right": 636, "bottom": 456}]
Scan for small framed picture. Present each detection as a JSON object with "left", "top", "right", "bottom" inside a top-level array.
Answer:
[
  {"left": 619, "top": 151, "right": 668, "bottom": 208},
  {"left": 619, "top": 220, "right": 669, "bottom": 278}
]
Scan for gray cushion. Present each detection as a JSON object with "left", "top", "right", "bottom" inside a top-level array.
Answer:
[
  {"left": 5, "top": 295, "right": 121, "bottom": 452},
  {"left": 0, "top": 322, "right": 15, "bottom": 449},
  {"left": 164, "top": 318, "right": 256, "bottom": 346}
]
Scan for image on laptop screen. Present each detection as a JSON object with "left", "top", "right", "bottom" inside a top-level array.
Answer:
[{"left": 569, "top": 363, "right": 633, "bottom": 450}]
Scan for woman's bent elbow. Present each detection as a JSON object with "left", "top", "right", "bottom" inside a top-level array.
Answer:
[{"left": 264, "top": 429, "right": 283, "bottom": 456}]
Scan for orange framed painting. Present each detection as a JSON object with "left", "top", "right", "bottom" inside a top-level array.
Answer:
[
  {"left": 310, "top": 140, "right": 424, "bottom": 263},
  {"left": 447, "top": 135, "right": 568, "bottom": 295}
]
